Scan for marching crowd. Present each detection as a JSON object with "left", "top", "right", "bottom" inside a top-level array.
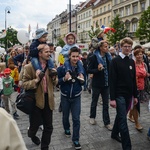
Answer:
[{"left": 0, "top": 27, "right": 150, "bottom": 150}]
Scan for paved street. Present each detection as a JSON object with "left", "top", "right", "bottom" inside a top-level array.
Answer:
[{"left": 15, "top": 90, "right": 150, "bottom": 150}]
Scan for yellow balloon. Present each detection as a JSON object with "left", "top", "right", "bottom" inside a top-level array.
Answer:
[{"left": 58, "top": 54, "right": 65, "bottom": 64}]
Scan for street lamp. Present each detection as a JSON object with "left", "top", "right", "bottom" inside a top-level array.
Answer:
[
  {"left": 69, "top": 0, "right": 71, "bottom": 32},
  {"left": 5, "top": 6, "right": 11, "bottom": 31}
]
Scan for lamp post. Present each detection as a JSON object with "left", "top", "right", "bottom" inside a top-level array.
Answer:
[
  {"left": 5, "top": 6, "right": 11, "bottom": 50},
  {"left": 69, "top": 0, "right": 71, "bottom": 32},
  {"left": 5, "top": 6, "right": 11, "bottom": 31}
]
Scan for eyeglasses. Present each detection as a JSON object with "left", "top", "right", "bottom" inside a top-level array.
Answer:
[{"left": 123, "top": 46, "right": 132, "bottom": 49}]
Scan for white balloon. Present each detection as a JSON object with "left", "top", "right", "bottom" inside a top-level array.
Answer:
[{"left": 17, "top": 30, "right": 29, "bottom": 44}]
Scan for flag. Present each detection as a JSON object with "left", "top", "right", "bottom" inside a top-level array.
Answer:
[{"left": 101, "top": 25, "right": 116, "bottom": 34}]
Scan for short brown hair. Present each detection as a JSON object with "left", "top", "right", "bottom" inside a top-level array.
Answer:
[
  {"left": 120, "top": 37, "right": 133, "bottom": 47},
  {"left": 134, "top": 48, "right": 144, "bottom": 56}
]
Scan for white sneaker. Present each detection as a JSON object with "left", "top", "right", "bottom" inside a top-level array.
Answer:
[
  {"left": 39, "top": 125, "right": 44, "bottom": 131},
  {"left": 89, "top": 118, "right": 96, "bottom": 125}
]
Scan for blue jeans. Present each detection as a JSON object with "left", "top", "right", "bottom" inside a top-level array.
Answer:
[
  {"left": 90, "top": 86, "right": 110, "bottom": 125},
  {"left": 64, "top": 60, "right": 84, "bottom": 75},
  {"left": 111, "top": 96, "right": 131, "bottom": 150},
  {"left": 31, "top": 57, "right": 54, "bottom": 71},
  {"left": 61, "top": 95, "right": 81, "bottom": 142}
]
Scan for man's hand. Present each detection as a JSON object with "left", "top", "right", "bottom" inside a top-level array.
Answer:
[
  {"left": 134, "top": 98, "right": 138, "bottom": 105},
  {"left": 110, "top": 100, "right": 116, "bottom": 108},
  {"left": 98, "top": 63, "right": 104, "bottom": 71}
]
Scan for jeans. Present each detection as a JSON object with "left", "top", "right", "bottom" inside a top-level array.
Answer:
[
  {"left": 64, "top": 60, "right": 84, "bottom": 75},
  {"left": 111, "top": 96, "right": 131, "bottom": 150},
  {"left": 28, "top": 94, "right": 53, "bottom": 150},
  {"left": 61, "top": 95, "right": 81, "bottom": 142},
  {"left": 90, "top": 86, "right": 110, "bottom": 125},
  {"left": 31, "top": 57, "right": 54, "bottom": 71}
]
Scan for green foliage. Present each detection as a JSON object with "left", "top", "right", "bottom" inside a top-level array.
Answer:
[
  {"left": 135, "top": 6, "right": 150, "bottom": 42},
  {"left": 107, "top": 14, "right": 128, "bottom": 45},
  {"left": 56, "top": 38, "right": 65, "bottom": 47},
  {"left": 88, "top": 22, "right": 102, "bottom": 39},
  {"left": 0, "top": 27, "right": 20, "bottom": 49}
]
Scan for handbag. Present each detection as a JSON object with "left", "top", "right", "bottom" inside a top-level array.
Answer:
[
  {"left": 16, "top": 64, "right": 48, "bottom": 114},
  {"left": 16, "top": 90, "right": 35, "bottom": 114}
]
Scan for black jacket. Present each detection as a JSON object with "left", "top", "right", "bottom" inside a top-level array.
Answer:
[{"left": 87, "top": 54, "right": 110, "bottom": 88}]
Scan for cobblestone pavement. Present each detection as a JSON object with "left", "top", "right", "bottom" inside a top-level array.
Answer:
[{"left": 15, "top": 90, "right": 150, "bottom": 150}]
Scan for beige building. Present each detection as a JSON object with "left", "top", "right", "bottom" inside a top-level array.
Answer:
[
  {"left": 93, "top": 0, "right": 112, "bottom": 28},
  {"left": 77, "top": 0, "right": 96, "bottom": 44},
  {"left": 112, "top": 0, "right": 150, "bottom": 42},
  {"left": 60, "top": 10, "right": 68, "bottom": 39}
]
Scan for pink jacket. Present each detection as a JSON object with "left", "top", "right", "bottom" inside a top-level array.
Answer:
[{"left": 135, "top": 62, "right": 147, "bottom": 90}]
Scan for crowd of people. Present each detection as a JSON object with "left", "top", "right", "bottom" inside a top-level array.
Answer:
[{"left": 0, "top": 27, "right": 150, "bottom": 150}]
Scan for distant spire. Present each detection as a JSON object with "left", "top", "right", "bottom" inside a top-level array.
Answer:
[
  {"left": 36, "top": 23, "right": 39, "bottom": 30},
  {"left": 28, "top": 24, "right": 31, "bottom": 33}
]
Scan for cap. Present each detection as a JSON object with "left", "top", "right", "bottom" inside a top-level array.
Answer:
[
  {"left": 35, "top": 28, "right": 48, "bottom": 39},
  {"left": 3, "top": 68, "right": 11, "bottom": 74}
]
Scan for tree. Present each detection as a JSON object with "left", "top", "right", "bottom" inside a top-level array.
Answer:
[
  {"left": 135, "top": 6, "right": 150, "bottom": 42},
  {"left": 88, "top": 21, "right": 102, "bottom": 39},
  {"left": 56, "top": 38, "right": 65, "bottom": 47},
  {"left": 0, "top": 27, "right": 20, "bottom": 49},
  {"left": 107, "top": 14, "right": 128, "bottom": 45}
]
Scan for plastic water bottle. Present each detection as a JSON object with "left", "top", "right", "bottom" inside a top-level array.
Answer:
[{"left": 148, "top": 100, "right": 150, "bottom": 112}]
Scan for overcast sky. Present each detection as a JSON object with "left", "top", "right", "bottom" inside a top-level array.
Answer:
[{"left": 0, "top": 0, "right": 82, "bottom": 32}]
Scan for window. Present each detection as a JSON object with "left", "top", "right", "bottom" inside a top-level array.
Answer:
[
  {"left": 114, "top": 0, "right": 118, "bottom": 5},
  {"left": 86, "top": 12, "right": 88, "bottom": 17},
  {"left": 83, "top": 13, "right": 85, "bottom": 19},
  {"left": 120, "top": 8, "right": 124, "bottom": 17},
  {"left": 108, "top": 16, "right": 110, "bottom": 23},
  {"left": 89, "top": 10, "right": 91, "bottom": 16},
  {"left": 104, "top": 17, "right": 106, "bottom": 24},
  {"left": 132, "top": 22, "right": 137, "bottom": 32},
  {"left": 133, "top": 4, "right": 138, "bottom": 14},
  {"left": 100, "top": 8, "right": 102, "bottom": 13},
  {"left": 114, "top": 10, "right": 118, "bottom": 17},
  {"left": 93, "top": 11, "right": 95, "bottom": 16},
  {"left": 126, "top": 6, "right": 130, "bottom": 15},
  {"left": 100, "top": 19, "right": 102, "bottom": 26},
  {"left": 108, "top": 4, "right": 110, "bottom": 10},
  {"left": 104, "top": 6, "right": 106, "bottom": 12},
  {"left": 141, "top": 2, "right": 145, "bottom": 11},
  {"left": 126, "top": 23, "right": 130, "bottom": 31},
  {"left": 97, "top": 9, "right": 98, "bottom": 15}
]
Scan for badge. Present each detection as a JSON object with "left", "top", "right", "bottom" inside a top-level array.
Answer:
[
  {"left": 72, "top": 79, "right": 75, "bottom": 82},
  {"left": 129, "top": 66, "right": 132, "bottom": 70}
]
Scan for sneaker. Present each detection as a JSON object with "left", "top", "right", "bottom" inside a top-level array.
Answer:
[
  {"left": 65, "top": 130, "right": 71, "bottom": 137},
  {"left": 77, "top": 76, "right": 84, "bottom": 83},
  {"left": 73, "top": 141, "right": 81, "bottom": 150},
  {"left": 13, "top": 112, "right": 19, "bottom": 119},
  {"left": 105, "top": 124, "right": 113, "bottom": 131},
  {"left": 31, "top": 136, "right": 41, "bottom": 145},
  {"left": 89, "top": 118, "right": 96, "bottom": 125}
]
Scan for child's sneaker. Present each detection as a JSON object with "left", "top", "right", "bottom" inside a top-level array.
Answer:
[
  {"left": 49, "top": 68, "right": 57, "bottom": 77},
  {"left": 77, "top": 74, "right": 84, "bottom": 83},
  {"left": 65, "top": 129, "right": 71, "bottom": 137},
  {"left": 73, "top": 141, "right": 81, "bottom": 150}
]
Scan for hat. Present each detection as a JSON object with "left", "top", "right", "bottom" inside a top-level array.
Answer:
[
  {"left": 4, "top": 68, "right": 11, "bottom": 74},
  {"left": 35, "top": 28, "right": 48, "bottom": 39},
  {"left": 64, "top": 32, "right": 77, "bottom": 43}
]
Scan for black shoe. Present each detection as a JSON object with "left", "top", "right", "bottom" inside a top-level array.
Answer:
[
  {"left": 13, "top": 112, "right": 19, "bottom": 119},
  {"left": 31, "top": 136, "right": 41, "bottom": 145},
  {"left": 65, "top": 130, "right": 71, "bottom": 137},
  {"left": 88, "top": 89, "right": 91, "bottom": 94},
  {"left": 111, "top": 135, "right": 122, "bottom": 143},
  {"left": 73, "top": 141, "right": 81, "bottom": 150}
]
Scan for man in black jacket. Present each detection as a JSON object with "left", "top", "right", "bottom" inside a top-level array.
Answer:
[
  {"left": 87, "top": 40, "right": 112, "bottom": 131},
  {"left": 110, "top": 37, "right": 138, "bottom": 150}
]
